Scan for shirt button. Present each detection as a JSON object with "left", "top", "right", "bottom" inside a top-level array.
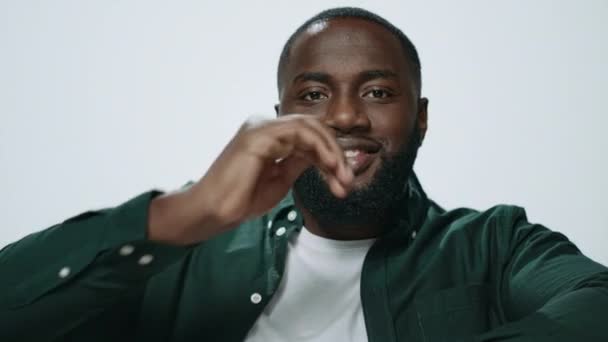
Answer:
[
  {"left": 275, "top": 227, "right": 286, "bottom": 237},
  {"left": 287, "top": 210, "right": 297, "bottom": 222},
  {"left": 250, "top": 292, "right": 262, "bottom": 304},
  {"left": 267, "top": 220, "right": 273, "bottom": 229},
  {"left": 138, "top": 254, "right": 154, "bottom": 265},
  {"left": 58, "top": 267, "right": 71, "bottom": 278},
  {"left": 119, "top": 244, "right": 135, "bottom": 256},
  {"left": 411, "top": 230, "right": 417, "bottom": 239}
]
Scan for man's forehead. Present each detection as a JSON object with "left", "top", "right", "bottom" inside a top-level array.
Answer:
[
  {"left": 286, "top": 18, "right": 407, "bottom": 77},
  {"left": 295, "top": 17, "right": 401, "bottom": 49}
]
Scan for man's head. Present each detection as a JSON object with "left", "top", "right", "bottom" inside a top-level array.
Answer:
[
  {"left": 277, "top": 7, "right": 422, "bottom": 98},
  {"left": 276, "top": 7, "right": 428, "bottom": 233}
]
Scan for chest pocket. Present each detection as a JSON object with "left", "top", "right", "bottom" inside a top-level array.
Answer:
[{"left": 414, "top": 284, "right": 490, "bottom": 342}]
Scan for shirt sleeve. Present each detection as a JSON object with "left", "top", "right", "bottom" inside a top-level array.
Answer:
[
  {"left": 476, "top": 207, "right": 608, "bottom": 342},
  {"left": 0, "top": 191, "right": 192, "bottom": 341}
]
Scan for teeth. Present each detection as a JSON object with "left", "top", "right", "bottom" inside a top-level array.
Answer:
[{"left": 344, "top": 150, "right": 360, "bottom": 158}]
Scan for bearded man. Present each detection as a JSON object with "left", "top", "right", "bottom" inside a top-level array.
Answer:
[{"left": 1, "top": 7, "right": 606, "bottom": 342}]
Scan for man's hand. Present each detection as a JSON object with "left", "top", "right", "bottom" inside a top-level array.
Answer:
[{"left": 148, "top": 115, "right": 353, "bottom": 245}]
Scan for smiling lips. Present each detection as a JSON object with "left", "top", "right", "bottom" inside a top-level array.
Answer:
[{"left": 337, "top": 137, "right": 381, "bottom": 175}]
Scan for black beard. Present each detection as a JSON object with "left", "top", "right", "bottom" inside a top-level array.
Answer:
[{"left": 293, "top": 128, "right": 421, "bottom": 231}]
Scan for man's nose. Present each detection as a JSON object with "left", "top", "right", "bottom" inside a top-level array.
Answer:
[{"left": 324, "top": 95, "right": 371, "bottom": 134}]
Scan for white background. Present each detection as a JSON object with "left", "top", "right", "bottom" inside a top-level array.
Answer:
[{"left": 1, "top": 0, "right": 606, "bottom": 265}]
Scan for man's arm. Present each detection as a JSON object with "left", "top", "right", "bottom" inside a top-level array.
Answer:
[
  {"left": 477, "top": 207, "right": 608, "bottom": 341},
  {"left": 0, "top": 191, "right": 192, "bottom": 341},
  {"left": 0, "top": 115, "right": 352, "bottom": 341}
]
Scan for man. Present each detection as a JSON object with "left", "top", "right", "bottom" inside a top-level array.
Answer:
[{"left": 0, "top": 6, "right": 606, "bottom": 342}]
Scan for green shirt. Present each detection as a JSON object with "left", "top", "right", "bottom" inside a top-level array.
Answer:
[{"left": 1, "top": 174, "right": 607, "bottom": 341}]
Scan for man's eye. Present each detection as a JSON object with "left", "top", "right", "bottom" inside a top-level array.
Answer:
[
  {"left": 365, "top": 89, "right": 391, "bottom": 99},
  {"left": 302, "top": 91, "right": 327, "bottom": 101}
]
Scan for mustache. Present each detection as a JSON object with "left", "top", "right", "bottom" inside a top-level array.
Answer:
[{"left": 333, "top": 134, "right": 386, "bottom": 150}]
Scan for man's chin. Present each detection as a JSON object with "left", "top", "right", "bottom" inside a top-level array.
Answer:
[
  {"left": 294, "top": 129, "right": 421, "bottom": 230},
  {"left": 293, "top": 163, "right": 407, "bottom": 230},
  {"left": 321, "top": 159, "right": 382, "bottom": 194},
  {"left": 349, "top": 163, "right": 382, "bottom": 190}
]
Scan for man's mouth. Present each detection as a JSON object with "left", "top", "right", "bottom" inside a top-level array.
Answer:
[
  {"left": 337, "top": 137, "right": 382, "bottom": 176},
  {"left": 343, "top": 149, "right": 378, "bottom": 175}
]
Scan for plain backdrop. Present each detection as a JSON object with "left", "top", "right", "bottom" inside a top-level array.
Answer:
[{"left": 1, "top": 0, "right": 607, "bottom": 265}]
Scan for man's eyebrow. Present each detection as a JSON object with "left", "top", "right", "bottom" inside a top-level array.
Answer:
[
  {"left": 291, "top": 70, "right": 398, "bottom": 85},
  {"left": 359, "top": 69, "right": 399, "bottom": 82},
  {"left": 292, "top": 72, "right": 331, "bottom": 84}
]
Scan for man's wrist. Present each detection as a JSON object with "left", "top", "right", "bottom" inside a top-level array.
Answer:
[{"left": 147, "top": 189, "right": 212, "bottom": 246}]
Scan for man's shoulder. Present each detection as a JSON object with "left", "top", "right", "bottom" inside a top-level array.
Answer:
[
  {"left": 423, "top": 201, "right": 529, "bottom": 245},
  {"left": 429, "top": 202, "right": 525, "bottom": 227}
]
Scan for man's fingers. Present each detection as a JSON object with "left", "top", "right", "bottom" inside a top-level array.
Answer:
[
  {"left": 279, "top": 120, "right": 353, "bottom": 188},
  {"left": 263, "top": 122, "right": 339, "bottom": 175},
  {"left": 298, "top": 118, "right": 352, "bottom": 184},
  {"left": 292, "top": 126, "right": 339, "bottom": 172},
  {"left": 249, "top": 115, "right": 353, "bottom": 188}
]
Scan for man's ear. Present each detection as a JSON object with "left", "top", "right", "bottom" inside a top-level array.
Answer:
[
  {"left": 417, "top": 98, "right": 429, "bottom": 146},
  {"left": 274, "top": 104, "right": 280, "bottom": 117}
]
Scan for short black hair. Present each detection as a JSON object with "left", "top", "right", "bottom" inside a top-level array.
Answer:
[{"left": 277, "top": 7, "right": 422, "bottom": 96}]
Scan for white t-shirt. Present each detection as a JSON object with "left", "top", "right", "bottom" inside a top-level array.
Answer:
[{"left": 244, "top": 226, "right": 376, "bottom": 342}]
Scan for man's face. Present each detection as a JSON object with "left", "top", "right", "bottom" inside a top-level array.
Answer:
[{"left": 277, "top": 18, "right": 428, "bottom": 228}]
